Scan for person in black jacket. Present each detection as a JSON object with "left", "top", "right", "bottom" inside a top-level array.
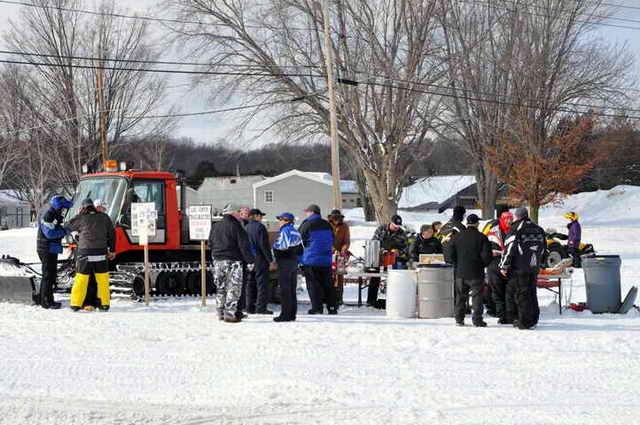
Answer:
[
  {"left": 440, "top": 205, "right": 466, "bottom": 263},
  {"left": 411, "top": 224, "right": 443, "bottom": 262},
  {"left": 36, "top": 195, "right": 72, "bottom": 309},
  {"left": 65, "top": 198, "right": 116, "bottom": 311},
  {"left": 500, "top": 207, "right": 546, "bottom": 330},
  {"left": 208, "top": 204, "right": 255, "bottom": 323},
  {"left": 449, "top": 214, "right": 493, "bottom": 327},
  {"left": 245, "top": 209, "right": 274, "bottom": 314},
  {"left": 272, "top": 212, "right": 304, "bottom": 322},
  {"left": 367, "top": 214, "right": 408, "bottom": 307}
]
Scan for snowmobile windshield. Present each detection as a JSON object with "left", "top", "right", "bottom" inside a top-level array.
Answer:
[{"left": 67, "top": 177, "right": 128, "bottom": 222}]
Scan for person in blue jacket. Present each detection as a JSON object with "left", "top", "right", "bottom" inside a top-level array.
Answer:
[
  {"left": 36, "top": 195, "right": 72, "bottom": 309},
  {"left": 273, "top": 212, "right": 304, "bottom": 322},
  {"left": 298, "top": 204, "right": 336, "bottom": 315}
]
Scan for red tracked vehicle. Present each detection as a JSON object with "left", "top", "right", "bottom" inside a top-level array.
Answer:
[{"left": 65, "top": 161, "right": 214, "bottom": 297}]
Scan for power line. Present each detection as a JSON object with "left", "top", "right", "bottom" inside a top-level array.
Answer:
[
  {"left": 363, "top": 79, "right": 640, "bottom": 120},
  {"left": 351, "top": 70, "right": 640, "bottom": 111},
  {"left": 3, "top": 0, "right": 640, "bottom": 34},
  {"left": 0, "top": 101, "right": 284, "bottom": 136},
  {"left": 0, "top": 57, "right": 325, "bottom": 78},
  {"left": 0, "top": 49, "right": 322, "bottom": 70},
  {"left": 460, "top": 0, "right": 640, "bottom": 31},
  {"left": 2, "top": 55, "right": 639, "bottom": 119},
  {"left": 0, "top": 0, "right": 318, "bottom": 32}
]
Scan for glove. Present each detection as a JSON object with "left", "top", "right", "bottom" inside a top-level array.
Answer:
[{"left": 247, "top": 263, "right": 255, "bottom": 272}]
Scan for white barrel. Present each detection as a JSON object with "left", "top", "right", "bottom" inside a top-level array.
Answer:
[
  {"left": 417, "top": 265, "right": 454, "bottom": 319},
  {"left": 386, "top": 270, "right": 417, "bottom": 318}
]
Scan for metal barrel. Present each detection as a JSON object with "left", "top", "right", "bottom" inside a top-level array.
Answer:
[{"left": 417, "top": 265, "right": 454, "bottom": 319}]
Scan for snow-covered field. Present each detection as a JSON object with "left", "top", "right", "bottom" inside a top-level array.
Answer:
[{"left": 1, "top": 187, "right": 639, "bottom": 425}]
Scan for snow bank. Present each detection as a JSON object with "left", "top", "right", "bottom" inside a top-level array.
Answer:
[{"left": 540, "top": 185, "right": 640, "bottom": 228}]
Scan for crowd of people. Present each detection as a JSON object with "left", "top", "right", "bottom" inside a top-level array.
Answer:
[
  {"left": 35, "top": 192, "right": 579, "bottom": 330},
  {"left": 208, "top": 203, "right": 349, "bottom": 323}
]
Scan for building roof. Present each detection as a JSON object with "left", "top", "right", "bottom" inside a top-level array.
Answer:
[
  {"left": 253, "top": 169, "right": 359, "bottom": 194},
  {"left": 398, "top": 175, "right": 477, "bottom": 209},
  {"left": 0, "top": 190, "right": 29, "bottom": 206},
  {"left": 199, "top": 175, "right": 265, "bottom": 188}
]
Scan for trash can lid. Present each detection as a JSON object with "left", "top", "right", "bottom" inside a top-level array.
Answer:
[{"left": 618, "top": 287, "right": 638, "bottom": 314}]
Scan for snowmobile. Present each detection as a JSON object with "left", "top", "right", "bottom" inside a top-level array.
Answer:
[{"left": 545, "top": 230, "right": 595, "bottom": 268}]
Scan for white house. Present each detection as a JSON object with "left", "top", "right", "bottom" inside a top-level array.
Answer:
[
  {"left": 253, "top": 170, "right": 360, "bottom": 219},
  {"left": 197, "top": 175, "right": 265, "bottom": 213},
  {"left": 0, "top": 190, "right": 32, "bottom": 229}
]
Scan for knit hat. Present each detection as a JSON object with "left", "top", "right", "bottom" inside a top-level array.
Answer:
[
  {"left": 81, "top": 198, "right": 94, "bottom": 209},
  {"left": 514, "top": 207, "right": 529, "bottom": 220},
  {"left": 304, "top": 204, "right": 321, "bottom": 215},
  {"left": 466, "top": 214, "right": 480, "bottom": 226},
  {"left": 453, "top": 205, "right": 466, "bottom": 222}
]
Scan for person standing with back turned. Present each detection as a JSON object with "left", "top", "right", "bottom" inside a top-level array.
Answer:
[
  {"left": 449, "top": 214, "right": 493, "bottom": 327},
  {"left": 500, "top": 207, "right": 546, "bottom": 330},
  {"left": 299, "top": 204, "right": 336, "bottom": 315}
]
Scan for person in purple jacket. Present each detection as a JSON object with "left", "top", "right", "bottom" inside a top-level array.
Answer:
[{"left": 564, "top": 212, "right": 582, "bottom": 267}]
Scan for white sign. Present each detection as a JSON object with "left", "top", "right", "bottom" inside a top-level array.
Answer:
[
  {"left": 131, "top": 202, "right": 157, "bottom": 244},
  {"left": 188, "top": 205, "right": 212, "bottom": 241}
]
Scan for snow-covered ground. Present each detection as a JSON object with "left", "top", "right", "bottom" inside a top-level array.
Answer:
[{"left": 1, "top": 187, "right": 639, "bottom": 425}]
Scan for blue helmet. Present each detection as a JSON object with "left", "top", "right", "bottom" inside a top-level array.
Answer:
[{"left": 50, "top": 195, "right": 73, "bottom": 210}]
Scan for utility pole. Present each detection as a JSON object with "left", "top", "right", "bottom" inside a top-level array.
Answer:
[
  {"left": 320, "top": 0, "right": 342, "bottom": 210},
  {"left": 96, "top": 55, "right": 108, "bottom": 163}
]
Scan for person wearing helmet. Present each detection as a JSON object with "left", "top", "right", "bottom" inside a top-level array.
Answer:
[
  {"left": 564, "top": 212, "right": 582, "bottom": 267},
  {"left": 35, "top": 195, "right": 73, "bottom": 309},
  {"left": 65, "top": 198, "right": 116, "bottom": 311},
  {"left": 484, "top": 210, "right": 514, "bottom": 324}
]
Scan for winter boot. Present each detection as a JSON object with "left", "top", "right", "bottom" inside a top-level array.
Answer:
[
  {"left": 224, "top": 316, "right": 241, "bottom": 323},
  {"left": 473, "top": 320, "right": 488, "bottom": 328}
]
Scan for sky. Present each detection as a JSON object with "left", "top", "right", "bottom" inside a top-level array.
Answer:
[{"left": 1, "top": 0, "right": 640, "bottom": 145}]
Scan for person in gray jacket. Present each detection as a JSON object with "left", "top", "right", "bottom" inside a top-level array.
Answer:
[{"left": 65, "top": 198, "right": 116, "bottom": 311}]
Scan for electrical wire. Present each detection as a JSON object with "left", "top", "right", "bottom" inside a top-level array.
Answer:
[
  {"left": 0, "top": 57, "right": 324, "bottom": 78},
  {"left": 0, "top": 101, "right": 286, "bottom": 136},
  {"left": 0, "top": 0, "right": 318, "bottom": 32},
  {"left": 0, "top": 49, "right": 323, "bottom": 70}
]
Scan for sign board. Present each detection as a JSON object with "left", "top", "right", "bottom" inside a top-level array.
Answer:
[
  {"left": 188, "top": 205, "right": 212, "bottom": 241},
  {"left": 131, "top": 202, "right": 157, "bottom": 245}
]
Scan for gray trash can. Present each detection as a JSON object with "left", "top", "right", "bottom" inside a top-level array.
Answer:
[
  {"left": 582, "top": 255, "right": 622, "bottom": 314},
  {"left": 417, "top": 264, "right": 454, "bottom": 319}
]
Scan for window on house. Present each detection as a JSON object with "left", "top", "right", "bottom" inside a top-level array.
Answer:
[{"left": 265, "top": 190, "right": 274, "bottom": 203}]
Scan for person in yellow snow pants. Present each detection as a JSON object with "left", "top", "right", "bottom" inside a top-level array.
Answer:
[
  {"left": 65, "top": 198, "right": 116, "bottom": 311},
  {"left": 70, "top": 256, "right": 111, "bottom": 310}
]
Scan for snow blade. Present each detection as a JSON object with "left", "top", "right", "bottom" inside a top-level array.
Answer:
[
  {"left": 618, "top": 286, "right": 638, "bottom": 314},
  {"left": 0, "top": 257, "right": 37, "bottom": 304}
]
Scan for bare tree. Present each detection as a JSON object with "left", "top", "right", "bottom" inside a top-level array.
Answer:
[
  {"left": 439, "top": 0, "right": 632, "bottom": 218},
  {"left": 168, "top": 0, "right": 445, "bottom": 221},
  {"left": 0, "top": 67, "right": 26, "bottom": 189},
  {"left": 5, "top": 0, "right": 172, "bottom": 190}
]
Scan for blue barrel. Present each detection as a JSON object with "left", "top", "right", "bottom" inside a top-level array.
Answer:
[{"left": 582, "top": 255, "right": 622, "bottom": 313}]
